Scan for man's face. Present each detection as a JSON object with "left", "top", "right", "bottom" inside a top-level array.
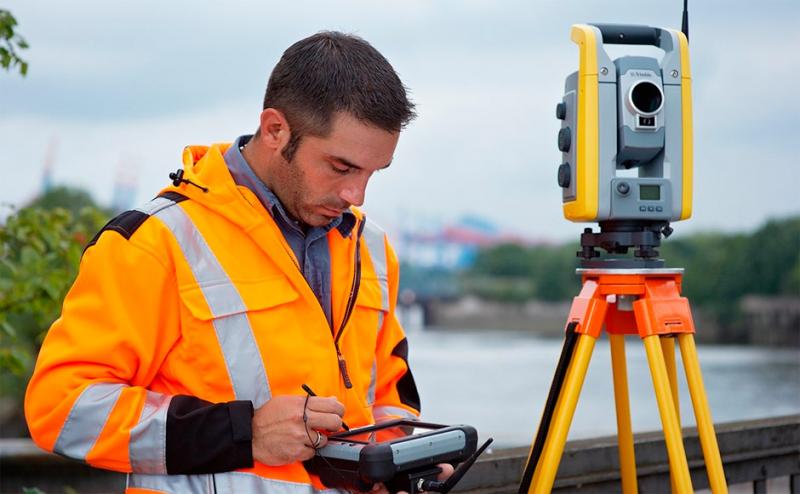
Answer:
[{"left": 271, "top": 112, "right": 400, "bottom": 228}]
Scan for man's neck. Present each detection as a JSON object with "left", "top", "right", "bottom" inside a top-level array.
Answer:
[
  {"left": 240, "top": 139, "right": 269, "bottom": 186},
  {"left": 240, "top": 139, "right": 310, "bottom": 232}
]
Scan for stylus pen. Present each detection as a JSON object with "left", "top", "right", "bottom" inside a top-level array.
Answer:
[{"left": 301, "top": 384, "right": 350, "bottom": 431}]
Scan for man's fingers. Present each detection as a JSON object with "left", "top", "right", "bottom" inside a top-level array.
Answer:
[
  {"left": 436, "top": 462, "right": 455, "bottom": 480},
  {"left": 396, "top": 464, "right": 454, "bottom": 494},
  {"left": 304, "top": 409, "right": 343, "bottom": 432},
  {"left": 301, "top": 428, "right": 329, "bottom": 450},
  {"left": 370, "top": 484, "right": 389, "bottom": 494},
  {"left": 306, "top": 395, "right": 345, "bottom": 416},
  {"left": 298, "top": 442, "right": 317, "bottom": 461}
]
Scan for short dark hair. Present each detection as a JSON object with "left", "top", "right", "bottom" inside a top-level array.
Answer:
[{"left": 263, "top": 31, "right": 416, "bottom": 161}]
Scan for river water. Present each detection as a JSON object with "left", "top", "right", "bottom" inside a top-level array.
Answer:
[{"left": 405, "top": 328, "right": 800, "bottom": 448}]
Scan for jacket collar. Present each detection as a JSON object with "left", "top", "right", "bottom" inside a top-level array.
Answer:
[{"left": 159, "top": 143, "right": 364, "bottom": 306}]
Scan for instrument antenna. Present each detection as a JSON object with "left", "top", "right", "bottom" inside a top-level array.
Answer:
[{"left": 681, "top": 0, "right": 689, "bottom": 42}]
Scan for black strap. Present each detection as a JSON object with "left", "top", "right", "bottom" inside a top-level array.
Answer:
[
  {"left": 518, "top": 322, "right": 580, "bottom": 493},
  {"left": 335, "top": 215, "right": 367, "bottom": 346}
]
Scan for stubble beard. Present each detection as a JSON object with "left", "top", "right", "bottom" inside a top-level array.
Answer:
[{"left": 280, "top": 155, "right": 332, "bottom": 228}]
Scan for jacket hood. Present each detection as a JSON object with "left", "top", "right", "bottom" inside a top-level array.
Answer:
[{"left": 159, "top": 142, "right": 269, "bottom": 232}]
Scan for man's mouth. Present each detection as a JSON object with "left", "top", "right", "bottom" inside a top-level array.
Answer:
[{"left": 320, "top": 206, "right": 345, "bottom": 217}]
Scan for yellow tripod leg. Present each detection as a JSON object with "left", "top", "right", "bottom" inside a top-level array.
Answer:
[
  {"left": 661, "top": 336, "right": 680, "bottom": 423},
  {"left": 677, "top": 334, "right": 728, "bottom": 493},
  {"left": 643, "top": 335, "right": 694, "bottom": 492},
  {"left": 610, "top": 334, "right": 638, "bottom": 494},
  {"left": 528, "top": 333, "right": 596, "bottom": 493},
  {"left": 661, "top": 336, "right": 680, "bottom": 493}
]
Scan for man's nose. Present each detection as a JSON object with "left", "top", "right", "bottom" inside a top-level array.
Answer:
[{"left": 339, "top": 176, "right": 368, "bottom": 207}]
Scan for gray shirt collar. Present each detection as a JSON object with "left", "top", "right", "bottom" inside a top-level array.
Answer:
[{"left": 224, "top": 135, "right": 356, "bottom": 237}]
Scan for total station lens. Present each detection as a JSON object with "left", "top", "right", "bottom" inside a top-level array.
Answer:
[{"left": 630, "top": 81, "right": 663, "bottom": 114}]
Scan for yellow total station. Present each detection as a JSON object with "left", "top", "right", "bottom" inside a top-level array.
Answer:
[{"left": 556, "top": 24, "right": 693, "bottom": 223}]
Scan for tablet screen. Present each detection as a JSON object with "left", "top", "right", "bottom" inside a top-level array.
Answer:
[{"left": 331, "top": 420, "right": 442, "bottom": 444}]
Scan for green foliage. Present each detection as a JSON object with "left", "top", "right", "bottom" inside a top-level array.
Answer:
[
  {"left": 470, "top": 244, "right": 533, "bottom": 278},
  {"left": 0, "top": 9, "right": 29, "bottom": 76},
  {"left": 784, "top": 256, "right": 800, "bottom": 295},
  {"left": 466, "top": 243, "right": 580, "bottom": 302},
  {"left": 462, "top": 216, "right": 800, "bottom": 324},
  {"left": 526, "top": 244, "right": 582, "bottom": 301},
  {"left": 740, "top": 216, "right": 800, "bottom": 295},
  {"left": 28, "top": 185, "right": 113, "bottom": 219},
  {"left": 661, "top": 216, "right": 800, "bottom": 325},
  {"left": 0, "top": 204, "right": 107, "bottom": 402}
]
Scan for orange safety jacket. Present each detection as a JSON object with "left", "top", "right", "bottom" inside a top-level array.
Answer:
[{"left": 25, "top": 143, "right": 420, "bottom": 493}]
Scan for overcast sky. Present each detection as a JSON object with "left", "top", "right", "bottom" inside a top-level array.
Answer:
[{"left": 1, "top": 0, "right": 798, "bottom": 241}]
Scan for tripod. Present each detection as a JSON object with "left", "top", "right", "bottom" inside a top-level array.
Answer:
[{"left": 518, "top": 266, "right": 728, "bottom": 493}]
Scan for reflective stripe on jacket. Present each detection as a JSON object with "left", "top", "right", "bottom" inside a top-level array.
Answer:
[{"left": 25, "top": 143, "right": 420, "bottom": 493}]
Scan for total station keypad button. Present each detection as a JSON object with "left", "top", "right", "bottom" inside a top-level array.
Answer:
[
  {"left": 558, "top": 127, "right": 571, "bottom": 152},
  {"left": 557, "top": 163, "right": 571, "bottom": 188},
  {"left": 556, "top": 102, "right": 567, "bottom": 120}
]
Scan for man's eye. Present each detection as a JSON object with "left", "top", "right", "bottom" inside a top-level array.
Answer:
[{"left": 331, "top": 163, "right": 350, "bottom": 174}]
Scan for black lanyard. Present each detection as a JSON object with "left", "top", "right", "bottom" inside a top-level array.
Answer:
[{"left": 333, "top": 215, "right": 366, "bottom": 388}]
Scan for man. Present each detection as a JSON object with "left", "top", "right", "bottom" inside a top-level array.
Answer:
[{"left": 26, "top": 31, "right": 450, "bottom": 493}]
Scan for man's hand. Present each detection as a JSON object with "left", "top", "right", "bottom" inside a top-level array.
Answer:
[
  {"left": 252, "top": 394, "right": 345, "bottom": 466},
  {"left": 356, "top": 463, "right": 456, "bottom": 494}
]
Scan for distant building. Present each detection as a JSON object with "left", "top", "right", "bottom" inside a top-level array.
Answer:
[
  {"left": 395, "top": 214, "right": 535, "bottom": 270},
  {"left": 40, "top": 137, "right": 59, "bottom": 194},
  {"left": 111, "top": 159, "right": 139, "bottom": 213}
]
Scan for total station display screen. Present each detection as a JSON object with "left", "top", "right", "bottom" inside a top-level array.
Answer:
[{"left": 640, "top": 185, "right": 660, "bottom": 201}]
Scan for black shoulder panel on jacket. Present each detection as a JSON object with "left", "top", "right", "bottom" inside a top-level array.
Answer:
[
  {"left": 83, "top": 192, "right": 189, "bottom": 253},
  {"left": 84, "top": 210, "right": 149, "bottom": 252},
  {"left": 391, "top": 337, "right": 422, "bottom": 413},
  {"left": 159, "top": 191, "right": 189, "bottom": 204}
]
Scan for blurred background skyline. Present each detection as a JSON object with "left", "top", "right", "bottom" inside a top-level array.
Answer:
[{"left": 1, "top": 0, "right": 799, "bottom": 243}]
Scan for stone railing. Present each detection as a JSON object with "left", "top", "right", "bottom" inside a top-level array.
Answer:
[{"left": 1, "top": 415, "right": 798, "bottom": 493}]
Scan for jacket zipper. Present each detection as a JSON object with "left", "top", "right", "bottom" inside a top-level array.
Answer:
[
  {"left": 275, "top": 215, "right": 366, "bottom": 389},
  {"left": 189, "top": 172, "right": 365, "bottom": 391}
]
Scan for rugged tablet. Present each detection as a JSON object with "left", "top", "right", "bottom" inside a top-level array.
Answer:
[{"left": 304, "top": 419, "right": 486, "bottom": 493}]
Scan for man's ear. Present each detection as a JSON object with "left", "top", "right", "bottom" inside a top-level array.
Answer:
[{"left": 258, "top": 108, "right": 291, "bottom": 151}]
